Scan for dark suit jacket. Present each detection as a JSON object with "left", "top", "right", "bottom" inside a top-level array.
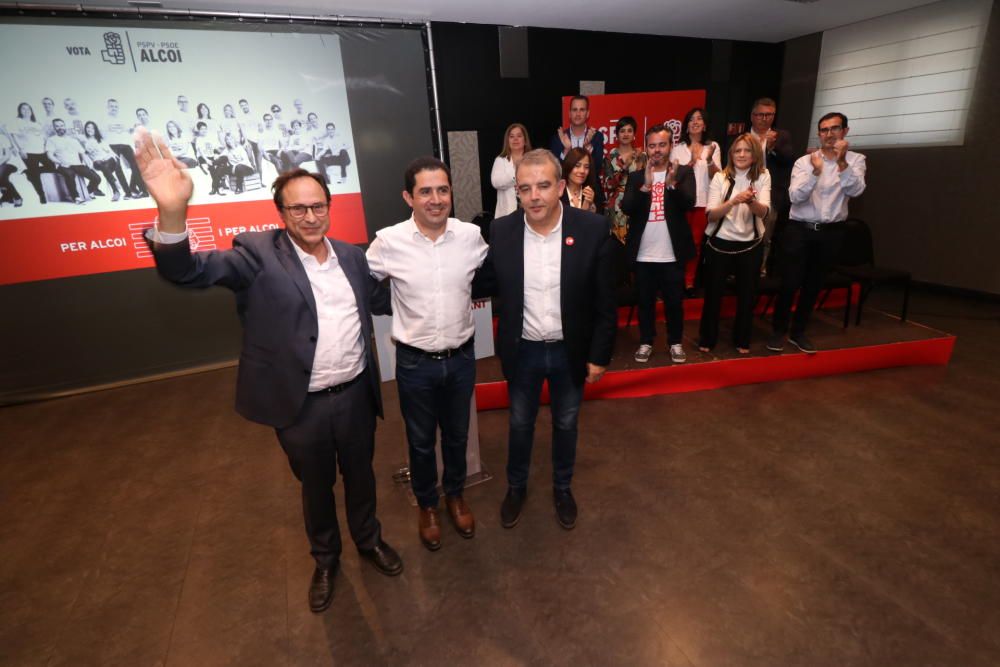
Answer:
[
  {"left": 762, "top": 128, "right": 795, "bottom": 216},
  {"left": 478, "top": 206, "right": 617, "bottom": 384},
  {"left": 620, "top": 164, "right": 697, "bottom": 265},
  {"left": 550, "top": 127, "right": 605, "bottom": 179},
  {"left": 148, "top": 229, "right": 384, "bottom": 428}
]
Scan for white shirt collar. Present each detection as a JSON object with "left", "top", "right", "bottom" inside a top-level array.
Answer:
[
  {"left": 406, "top": 216, "right": 455, "bottom": 243},
  {"left": 288, "top": 233, "right": 336, "bottom": 269},
  {"left": 523, "top": 204, "right": 564, "bottom": 239}
]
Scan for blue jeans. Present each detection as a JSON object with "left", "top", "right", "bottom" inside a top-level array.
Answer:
[
  {"left": 395, "top": 341, "right": 477, "bottom": 509},
  {"left": 506, "top": 340, "right": 584, "bottom": 491}
]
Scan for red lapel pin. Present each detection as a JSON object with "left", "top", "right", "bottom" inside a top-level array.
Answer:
[{"left": 565, "top": 236, "right": 575, "bottom": 246}]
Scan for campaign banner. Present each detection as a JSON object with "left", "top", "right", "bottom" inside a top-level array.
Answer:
[
  {"left": 0, "top": 23, "right": 365, "bottom": 286},
  {"left": 561, "top": 90, "right": 706, "bottom": 150}
]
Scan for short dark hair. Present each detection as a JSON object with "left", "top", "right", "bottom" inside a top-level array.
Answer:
[
  {"left": 404, "top": 156, "right": 452, "bottom": 194},
  {"left": 616, "top": 115, "right": 637, "bottom": 134},
  {"left": 752, "top": 97, "right": 777, "bottom": 110},
  {"left": 569, "top": 95, "right": 589, "bottom": 109},
  {"left": 645, "top": 123, "right": 672, "bottom": 140},
  {"left": 680, "top": 107, "right": 711, "bottom": 145},
  {"left": 238, "top": 98, "right": 248, "bottom": 105},
  {"left": 818, "top": 112, "right": 849, "bottom": 129},
  {"left": 271, "top": 168, "right": 330, "bottom": 211}
]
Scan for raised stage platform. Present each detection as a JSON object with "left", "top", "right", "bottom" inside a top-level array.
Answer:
[{"left": 473, "top": 289, "right": 955, "bottom": 411}]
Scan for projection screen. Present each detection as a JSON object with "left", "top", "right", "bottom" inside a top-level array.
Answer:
[{"left": 0, "top": 13, "right": 436, "bottom": 403}]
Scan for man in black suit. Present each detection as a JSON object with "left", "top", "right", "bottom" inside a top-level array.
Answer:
[
  {"left": 621, "top": 124, "right": 696, "bottom": 365},
  {"left": 480, "top": 148, "right": 617, "bottom": 530},
  {"left": 133, "top": 129, "right": 402, "bottom": 615},
  {"left": 749, "top": 97, "right": 795, "bottom": 271}
]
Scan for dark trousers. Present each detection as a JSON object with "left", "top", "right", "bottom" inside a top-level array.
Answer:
[
  {"left": 773, "top": 221, "right": 846, "bottom": 337},
  {"left": 23, "top": 152, "right": 53, "bottom": 202},
  {"left": 0, "top": 163, "right": 21, "bottom": 203},
  {"left": 507, "top": 340, "right": 584, "bottom": 491},
  {"left": 232, "top": 164, "right": 254, "bottom": 191},
  {"left": 206, "top": 156, "right": 231, "bottom": 193},
  {"left": 55, "top": 164, "right": 101, "bottom": 199},
  {"left": 635, "top": 261, "right": 685, "bottom": 346},
  {"left": 317, "top": 150, "right": 351, "bottom": 182},
  {"left": 92, "top": 157, "right": 128, "bottom": 194},
  {"left": 110, "top": 144, "right": 147, "bottom": 195},
  {"left": 276, "top": 369, "right": 381, "bottom": 568},
  {"left": 280, "top": 150, "right": 312, "bottom": 172},
  {"left": 395, "top": 341, "right": 476, "bottom": 509},
  {"left": 698, "top": 238, "right": 764, "bottom": 350}
]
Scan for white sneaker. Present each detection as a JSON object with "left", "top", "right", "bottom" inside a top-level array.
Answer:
[
  {"left": 634, "top": 344, "right": 653, "bottom": 363},
  {"left": 669, "top": 344, "right": 687, "bottom": 364}
]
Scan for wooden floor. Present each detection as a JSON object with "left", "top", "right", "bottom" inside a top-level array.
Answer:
[{"left": 1, "top": 288, "right": 998, "bottom": 666}]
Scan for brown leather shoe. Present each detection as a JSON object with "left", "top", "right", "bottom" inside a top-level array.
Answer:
[
  {"left": 418, "top": 506, "right": 442, "bottom": 551},
  {"left": 445, "top": 495, "right": 476, "bottom": 538}
]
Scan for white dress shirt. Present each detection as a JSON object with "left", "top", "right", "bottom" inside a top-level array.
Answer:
[
  {"left": 521, "top": 209, "right": 564, "bottom": 341},
  {"left": 147, "top": 226, "right": 366, "bottom": 391},
  {"left": 367, "top": 217, "right": 488, "bottom": 351},
  {"left": 290, "top": 237, "right": 366, "bottom": 391},
  {"left": 490, "top": 156, "right": 518, "bottom": 218},
  {"left": 789, "top": 151, "right": 867, "bottom": 223},
  {"left": 705, "top": 169, "right": 771, "bottom": 242}
]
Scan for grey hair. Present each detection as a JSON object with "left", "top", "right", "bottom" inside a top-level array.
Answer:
[{"left": 517, "top": 148, "right": 563, "bottom": 179}]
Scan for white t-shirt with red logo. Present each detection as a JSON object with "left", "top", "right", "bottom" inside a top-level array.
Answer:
[{"left": 636, "top": 170, "right": 676, "bottom": 263}]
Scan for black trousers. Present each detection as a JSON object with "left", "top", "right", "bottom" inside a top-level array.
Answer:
[
  {"left": 110, "top": 144, "right": 147, "bottom": 195},
  {"left": 55, "top": 164, "right": 101, "bottom": 200},
  {"left": 636, "top": 261, "right": 685, "bottom": 346},
  {"left": 773, "top": 221, "right": 846, "bottom": 337},
  {"left": 698, "top": 237, "right": 764, "bottom": 350},
  {"left": 276, "top": 369, "right": 381, "bottom": 568},
  {"left": 317, "top": 150, "right": 351, "bottom": 182}
]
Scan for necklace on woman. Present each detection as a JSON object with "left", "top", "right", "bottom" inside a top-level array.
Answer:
[{"left": 568, "top": 186, "right": 583, "bottom": 208}]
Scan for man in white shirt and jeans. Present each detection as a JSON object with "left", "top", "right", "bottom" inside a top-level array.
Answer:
[
  {"left": 768, "top": 112, "right": 866, "bottom": 354},
  {"left": 367, "top": 157, "right": 489, "bottom": 551}
]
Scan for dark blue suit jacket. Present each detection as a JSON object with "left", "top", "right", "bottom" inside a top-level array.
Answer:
[
  {"left": 149, "top": 230, "right": 384, "bottom": 428},
  {"left": 477, "top": 206, "right": 617, "bottom": 384}
]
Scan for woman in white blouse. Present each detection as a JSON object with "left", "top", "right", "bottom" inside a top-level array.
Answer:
[
  {"left": 671, "top": 107, "right": 721, "bottom": 291},
  {"left": 697, "top": 133, "right": 770, "bottom": 355},
  {"left": 490, "top": 123, "right": 531, "bottom": 218}
]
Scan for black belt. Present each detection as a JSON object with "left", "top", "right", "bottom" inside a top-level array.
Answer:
[
  {"left": 791, "top": 219, "right": 846, "bottom": 231},
  {"left": 309, "top": 371, "right": 363, "bottom": 395},
  {"left": 395, "top": 337, "right": 473, "bottom": 360}
]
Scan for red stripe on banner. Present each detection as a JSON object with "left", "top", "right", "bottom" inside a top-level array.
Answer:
[
  {"left": 474, "top": 335, "right": 956, "bottom": 411},
  {"left": 0, "top": 193, "right": 366, "bottom": 285}
]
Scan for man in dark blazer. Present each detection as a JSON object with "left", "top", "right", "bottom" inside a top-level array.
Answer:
[
  {"left": 621, "top": 124, "right": 696, "bottom": 365},
  {"left": 549, "top": 94, "right": 605, "bottom": 181},
  {"left": 749, "top": 97, "right": 795, "bottom": 270},
  {"left": 478, "top": 148, "right": 616, "bottom": 530},
  {"left": 133, "top": 129, "right": 402, "bottom": 615}
]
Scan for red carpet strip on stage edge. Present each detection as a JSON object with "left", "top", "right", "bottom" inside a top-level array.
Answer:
[{"left": 474, "top": 335, "right": 956, "bottom": 411}]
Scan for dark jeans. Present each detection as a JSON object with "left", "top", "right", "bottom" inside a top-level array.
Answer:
[
  {"left": 232, "top": 164, "right": 254, "bottom": 191},
  {"left": 205, "top": 156, "right": 231, "bottom": 193},
  {"left": 773, "top": 221, "right": 846, "bottom": 337},
  {"left": 23, "top": 152, "right": 54, "bottom": 202},
  {"left": 698, "top": 238, "right": 764, "bottom": 350},
  {"left": 317, "top": 150, "right": 350, "bottom": 182},
  {"left": 110, "top": 144, "right": 147, "bottom": 195},
  {"left": 280, "top": 150, "right": 312, "bottom": 172},
  {"left": 92, "top": 157, "right": 128, "bottom": 194},
  {"left": 276, "top": 369, "right": 381, "bottom": 568},
  {"left": 507, "top": 340, "right": 584, "bottom": 491},
  {"left": 395, "top": 340, "right": 477, "bottom": 509},
  {"left": 55, "top": 164, "right": 101, "bottom": 200},
  {"left": 0, "top": 163, "right": 21, "bottom": 203},
  {"left": 635, "top": 261, "right": 685, "bottom": 346}
]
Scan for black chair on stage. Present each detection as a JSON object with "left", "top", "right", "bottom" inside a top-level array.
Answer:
[{"left": 833, "top": 217, "right": 911, "bottom": 325}]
